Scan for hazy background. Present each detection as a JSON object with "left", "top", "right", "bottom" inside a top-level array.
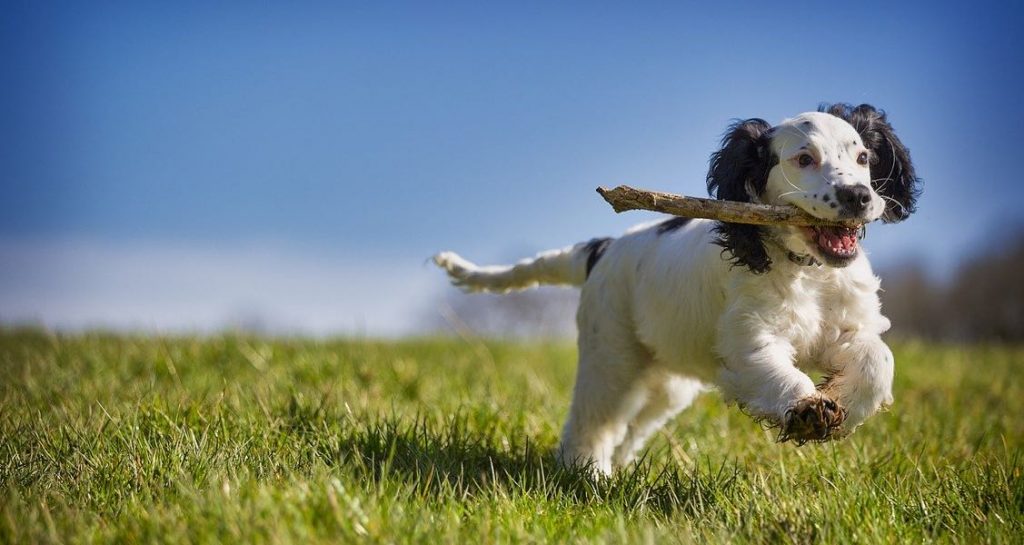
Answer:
[{"left": 3, "top": 2, "right": 1023, "bottom": 339}]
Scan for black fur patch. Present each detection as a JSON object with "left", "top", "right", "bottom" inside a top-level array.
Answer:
[
  {"left": 584, "top": 237, "right": 614, "bottom": 278},
  {"left": 706, "top": 118, "right": 776, "bottom": 274},
  {"left": 819, "top": 103, "right": 921, "bottom": 222},
  {"left": 656, "top": 216, "right": 691, "bottom": 235}
]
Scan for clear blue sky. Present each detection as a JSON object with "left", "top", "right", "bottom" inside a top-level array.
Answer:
[{"left": 2, "top": 2, "right": 1022, "bottom": 335}]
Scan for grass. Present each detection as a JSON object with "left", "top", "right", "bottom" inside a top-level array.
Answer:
[{"left": 0, "top": 329, "right": 1021, "bottom": 544}]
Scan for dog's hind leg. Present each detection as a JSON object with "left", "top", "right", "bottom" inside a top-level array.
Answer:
[
  {"left": 611, "top": 374, "right": 705, "bottom": 469},
  {"left": 556, "top": 345, "right": 649, "bottom": 476}
]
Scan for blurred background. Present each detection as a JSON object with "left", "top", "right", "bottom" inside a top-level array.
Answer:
[{"left": 2, "top": 2, "right": 1022, "bottom": 341}]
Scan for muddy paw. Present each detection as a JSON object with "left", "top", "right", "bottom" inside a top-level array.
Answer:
[{"left": 779, "top": 395, "right": 847, "bottom": 445}]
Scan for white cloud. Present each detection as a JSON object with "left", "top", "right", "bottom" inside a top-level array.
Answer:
[{"left": 0, "top": 237, "right": 441, "bottom": 337}]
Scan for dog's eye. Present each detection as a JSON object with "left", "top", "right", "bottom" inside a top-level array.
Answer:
[
  {"left": 797, "top": 154, "right": 814, "bottom": 168},
  {"left": 857, "top": 151, "right": 869, "bottom": 165}
]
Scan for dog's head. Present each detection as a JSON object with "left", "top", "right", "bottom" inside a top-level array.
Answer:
[{"left": 706, "top": 103, "right": 920, "bottom": 272}]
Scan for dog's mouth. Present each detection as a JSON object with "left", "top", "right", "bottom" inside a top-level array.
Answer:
[{"left": 801, "top": 225, "right": 861, "bottom": 262}]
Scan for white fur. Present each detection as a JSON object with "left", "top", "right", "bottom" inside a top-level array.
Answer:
[{"left": 434, "top": 112, "right": 896, "bottom": 475}]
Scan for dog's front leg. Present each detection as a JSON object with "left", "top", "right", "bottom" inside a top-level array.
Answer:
[
  {"left": 715, "top": 314, "right": 845, "bottom": 443},
  {"left": 817, "top": 333, "right": 894, "bottom": 436}
]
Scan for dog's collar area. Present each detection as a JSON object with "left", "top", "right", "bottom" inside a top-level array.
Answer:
[{"left": 788, "top": 251, "right": 820, "bottom": 267}]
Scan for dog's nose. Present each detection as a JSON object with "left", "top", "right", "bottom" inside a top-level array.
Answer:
[{"left": 835, "top": 185, "right": 871, "bottom": 215}]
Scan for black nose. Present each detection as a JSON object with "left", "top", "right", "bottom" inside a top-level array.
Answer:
[{"left": 835, "top": 185, "right": 871, "bottom": 215}]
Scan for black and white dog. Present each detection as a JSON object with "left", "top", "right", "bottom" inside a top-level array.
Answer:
[{"left": 434, "top": 104, "right": 919, "bottom": 474}]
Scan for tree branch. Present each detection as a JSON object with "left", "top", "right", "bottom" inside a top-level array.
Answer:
[{"left": 596, "top": 185, "right": 863, "bottom": 228}]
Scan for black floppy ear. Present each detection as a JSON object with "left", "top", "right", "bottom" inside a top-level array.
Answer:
[
  {"left": 706, "top": 118, "right": 776, "bottom": 274},
  {"left": 707, "top": 118, "right": 775, "bottom": 203},
  {"left": 820, "top": 103, "right": 921, "bottom": 223}
]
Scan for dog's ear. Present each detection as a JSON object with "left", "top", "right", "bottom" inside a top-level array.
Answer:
[
  {"left": 706, "top": 118, "right": 776, "bottom": 274},
  {"left": 820, "top": 103, "right": 921, "bottom": 223},
  {"left": 707, "top": 118, "right": 775, "bottom": 203}
]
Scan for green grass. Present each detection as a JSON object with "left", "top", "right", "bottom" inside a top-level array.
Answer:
[{"left": 1, "top": 329, "right": 1021, "bottom": 544}]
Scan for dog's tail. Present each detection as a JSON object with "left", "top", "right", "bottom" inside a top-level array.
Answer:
[{"left": 432, "top": 237, "right": 613, "bottom": 293}]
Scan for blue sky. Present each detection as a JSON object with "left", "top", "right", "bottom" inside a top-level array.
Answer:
[{"left": 2, "top": 2, "right": 1023, "bottom": 335}]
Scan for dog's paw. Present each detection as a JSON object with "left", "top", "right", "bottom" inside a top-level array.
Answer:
[{"left": 779, "top": 395, "right": 847, "bottom": 445}]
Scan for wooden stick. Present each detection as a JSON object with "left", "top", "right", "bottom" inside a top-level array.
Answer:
[{"left": 596, "top": 185, "right": 863, "bottom": 228}]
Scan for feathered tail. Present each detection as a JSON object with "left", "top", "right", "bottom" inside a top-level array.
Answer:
[{"left": 432, "top": 237, "right": 613, "bottom": 293}]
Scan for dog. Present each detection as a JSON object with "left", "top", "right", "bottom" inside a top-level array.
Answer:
[{"left": 434, "top": 103, "right": 919, "bottom": 475}]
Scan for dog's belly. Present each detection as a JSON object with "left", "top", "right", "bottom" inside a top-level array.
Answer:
[
  {"left": 633, "top": 295, "right": 725, "bottom": 382},
  {"left": 628, "top": 230, "right": 728, "bottom": 382}
]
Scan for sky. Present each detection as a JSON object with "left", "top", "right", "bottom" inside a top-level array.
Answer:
[{"left": 2, "top": 1, "right": 1023, "bottom": 336}]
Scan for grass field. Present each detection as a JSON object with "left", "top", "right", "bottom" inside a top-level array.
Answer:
[{"left": 1, "top": 329, "right": 1021, "bottom": 544}]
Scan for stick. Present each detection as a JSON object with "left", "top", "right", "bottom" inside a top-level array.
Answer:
[{"left": 596, "top": 185, "right": 863, "bottom": 228}]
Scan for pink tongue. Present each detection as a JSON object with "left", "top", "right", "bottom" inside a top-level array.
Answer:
[{"left": 818, "top": 231, "right": 857, "bottom": 251}]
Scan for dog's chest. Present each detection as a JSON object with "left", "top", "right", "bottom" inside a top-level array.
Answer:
[{"left": 767, "top": 272, "right": 850, "bottom": 359}]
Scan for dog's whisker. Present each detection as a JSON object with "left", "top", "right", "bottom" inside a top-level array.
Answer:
[
  {"left": 778, "top": 161, "right": 804, "bottom": 193},
  {"left": 882, "top": 137, "right": 897, "bottom": 191},
  {"left": 789, "top": 121, "right": 814, "bottom": 141},
  {"left": 773, "top": 189, "right": 805, "bottom": 203},
  {"left": 872, "top": 178, "right": 892, "bottom": 193},
  {"left": 878, "top": 193, "right": 906, "bottom": 214}
]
